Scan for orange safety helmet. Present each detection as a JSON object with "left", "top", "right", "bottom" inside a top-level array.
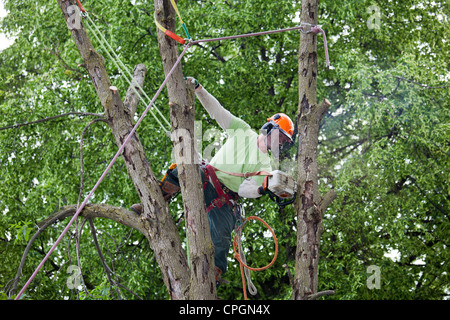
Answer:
[{"left": 262, "top": 113, "right": 295, "bottom": 143}]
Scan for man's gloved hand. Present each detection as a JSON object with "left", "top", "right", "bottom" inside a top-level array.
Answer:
[
  {"left": 238, "top": 178, "right": 262, "bottom": 198},
  {"left": 257, "top": 176, "right": 271, "bottom": 196},
  {"left": 185, "top": 77, "right": 202, "bottom": 92},
  {"left": 257, "top": 185, "right": 271, "bottom": 196}
]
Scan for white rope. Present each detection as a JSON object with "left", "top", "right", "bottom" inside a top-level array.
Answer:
[
  {"left": 235, "top": 205, "right": 258, "bottom": 296},
  {"left": 237, "top": 230, "right": 258, "bottom": 296},
  {"left": 83, "top": 13, "right": 171, "bottom": 133}
]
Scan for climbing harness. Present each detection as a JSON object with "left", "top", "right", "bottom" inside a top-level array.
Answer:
[
  {"left": 159, "top": 161, "right": 280, "bottom": 300},
  {"left": 201, "top": 165, "right": 279, "bottom": 299},
  {"left": 202, "top": 164, "right": 239, "bottom": 213},
  {"left": 15, "top": 0, "right": 330, "bottom": 300}
]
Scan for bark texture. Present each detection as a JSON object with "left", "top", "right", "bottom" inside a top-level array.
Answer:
[
  {"left": 154, "top": 0, "right": 216, "bottom": 300},
  {"left": 292, "top": 0, "right": 337, "bottom": 300},
  {"left": 57, "top": 0, "right": 190, "bottom": 299}
]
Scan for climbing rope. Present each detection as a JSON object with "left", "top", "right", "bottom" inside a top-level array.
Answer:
[
  {"left": 82, "top": 13, "right": 171, "bottom": 133},
  {"left": 233, "top": 215, "right": 279, "bottom": 300},
  {"left": 15, "top": 0, "right": 328, "bottom": 299}
]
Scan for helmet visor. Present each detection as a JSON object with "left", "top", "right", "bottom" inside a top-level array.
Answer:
[{"left": 267, "top": 128, "right": 294, "bottom": 152}]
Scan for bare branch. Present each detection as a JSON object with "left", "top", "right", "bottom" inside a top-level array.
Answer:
[
  {"left": 123, "top": 64, "right": 148, "bottom": 116},
  {"left": 88, "top": 218, "right": 129, "bottom": 299},
  {"left": 307, "top": 290, "right": 335, "bottom": 300},
  {"left": 0, "top": 112, "right": 105, "bottom": 131},
  {"left": 193, "top": 42, "right": 226, "bottom": 63},
  {"left": 392, "top": 76, "right": 450, "bottom": 90},
  {"left": 75, "top": 218, "right": 94, "bottom": 298},
  {"left": 43, "top": 46, "right": 87, "bottom": 79},
  {"left": 9, "top": 212, "right": 61, "bottom": 296},
  {"left": 282, "top": 264, "right": 294, "bottom": 288},
  {"left": 317, "top": 98, "right": 332, "bottom": 122},
  {"left": 38, "top": 204, "right": 150, "bottom": 235},
  {"left": 320, "top": 189, "right": 337, "bottom": 215}
]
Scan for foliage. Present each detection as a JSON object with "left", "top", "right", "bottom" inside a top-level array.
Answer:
[{"left": 0, "top": 0, "right": 448, "bottom": 300}]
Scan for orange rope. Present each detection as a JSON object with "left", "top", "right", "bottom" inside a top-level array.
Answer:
[
  {"left": 75, "top": 0, "right": 86, "bottom": 13},
  {"left": 233, "top": 216, "right": 278, "bottom": 300}
]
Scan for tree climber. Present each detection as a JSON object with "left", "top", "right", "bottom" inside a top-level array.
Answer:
[{"left": 130, "top": 77, "right": 295, "bottom": 284}]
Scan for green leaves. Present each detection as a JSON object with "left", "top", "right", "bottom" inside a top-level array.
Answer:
[
  {"left": 0, "top": 0, "right": 448, "bottom": 300},
  {"left": 9, "top": 221, "right": 33, "bottom": 243}
]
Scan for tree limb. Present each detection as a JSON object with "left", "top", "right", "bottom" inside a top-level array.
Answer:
[
  {"left": 123, "top": 63, "right": 148, "bottom": 116},
  {"left": 317, "top": 98, "right": 332, "bottom": 123},
  {"left": 0, "top": 112, "right": 105, "bottom": 131},
  {"left": 306, "top": 290, "right": 335, "bottom": 300},
  {"left": 38, "top": 203, "right": 151, "bottom": 235},
  {"left": 320, "top": 189, "right": 337, "bottom": 214}
]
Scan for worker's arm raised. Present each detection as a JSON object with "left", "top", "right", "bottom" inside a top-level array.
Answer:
[{"left": 186, "top": 77, "right": 235, "bottom": 130}]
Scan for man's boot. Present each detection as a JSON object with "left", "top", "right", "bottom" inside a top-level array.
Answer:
[
  {"left": 130, "top": 164, "right": 180, "bottom": 214},
  {"left": 130, "top": 180, "right": 180, "bottom": 214},
  {"left": 130, "top": 203, "right": 143, "bottom": 215},
  {"left": 159, "top": 179, "right": 180, "bottom": 201}
]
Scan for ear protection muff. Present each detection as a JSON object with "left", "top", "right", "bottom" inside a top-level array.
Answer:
[{"left": 260, "top": 120, "right": 279, "bottom": 135}]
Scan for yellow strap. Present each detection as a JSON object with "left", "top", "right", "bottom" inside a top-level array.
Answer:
[
  {"left": 154, "top": 1, "right": 190, "bottom": 43},
  {"left": 170, "top": 0, "right": 184, "bottom": 24},
  {"left": 154, "top": 12, "right": 166, "bottom": 33}
]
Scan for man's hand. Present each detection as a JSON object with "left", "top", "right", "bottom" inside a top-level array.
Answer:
[
  {"left": 185, "top": 77, "right": 202, "bottom": 92},
  {"left": 257, "top": 185, "right": 271, "bottom": 196},
  {"left": 238, "top": 178, "right": 262, "bottom": 198}
]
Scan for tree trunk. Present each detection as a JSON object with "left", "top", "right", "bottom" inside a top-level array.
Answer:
[
  {"left": 57, "top": 0, "right": 191, "bottom": 300},
  {"left": 154, "top": 0, "right": 216, "bottom": 300},
  {"left": 292, "top": 0, "right": 336, "bottom": 300}
]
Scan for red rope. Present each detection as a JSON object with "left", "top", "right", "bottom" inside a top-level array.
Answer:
[{"left": 75, "top": 0, "right": 86, "bottom": 13}]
